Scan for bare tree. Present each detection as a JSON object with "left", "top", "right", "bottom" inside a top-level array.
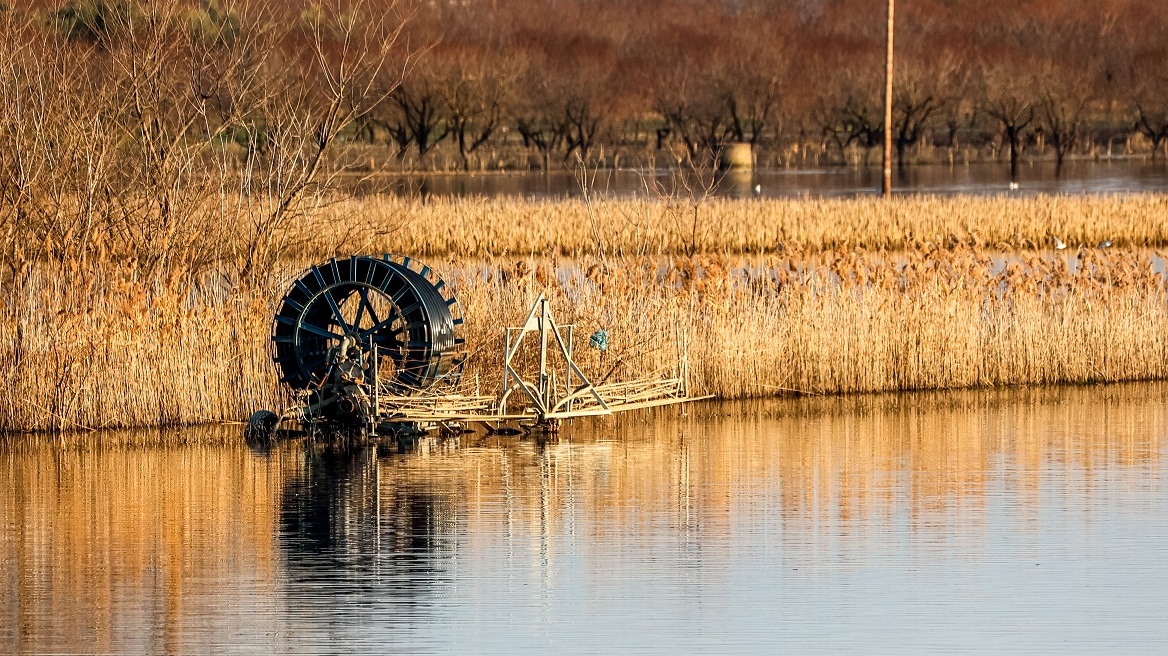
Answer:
[
  {"left": 716, "top": 32, "right": 787, "bottom": 147},
  {"left": 653, "top": 59, "right": 731, "bottom": 162},
  {"left": 437, "top": 52, "right": 516, "bottom": 170},
  {"left": 236, "top": 0, "right": 412, "bottom": 278},
  {"left": 515, "top": 113, "right": 566, "bottom": 172},
  {"left": 514, "top": 59, "right": 568, "bottom": 171},
  {"left": 890, "top": 57, "right": 962, "bottom": 169},
  {"left": 365, "top": 92, "right": 414, "bottom": 160},
  {"left": 1131, "top": 67, "right": 1168, "bottom": 162},
  {"left": 0, "top": 1, "right": 272, "bottom": 274},
  {"left": 101, "top": 2, "right": 278, "bottom": 273},
  {"left": 1037, "top": 66, "right": 1088, "bottom": 175},
  {"left": 1135, "top": 104, "right": 1168, "bottom": 161},
  {"left": 392, "top": 70, "right": 450, "bottom": 161},
  {"left": 818, "top": 74, "right": 883, "bottom": 162},
  {"left": 0, "top": 13, "right": 104, "bottom": 270},
  {"left": 563, "top": 81, "right": 610, "bottom": 164},
  {"left": 980, "top": 64, "right": 1037, "bottom": 177}
]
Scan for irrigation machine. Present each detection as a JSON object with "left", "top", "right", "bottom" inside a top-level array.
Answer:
[{"left": 245, "top": 255, "right": 702, "bottom": 444}]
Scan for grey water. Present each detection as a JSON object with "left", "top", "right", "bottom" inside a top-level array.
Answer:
[
  {"left": 351, "top": 159, "right": 1168, "bottom": 199},
  {"left": 2, "top": 383, "right": 1167, "bottom": 653}
]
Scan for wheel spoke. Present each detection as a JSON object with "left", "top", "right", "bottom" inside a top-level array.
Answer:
[
  {"left": 360, "top": 308, "right": 401, "bottom": 339},
  {"left": 321, "top": 289, "right": 353, "bottom": 333},
  {"left": 373, "top": 332, "right": 403, "bottom": 347},
  {"left": 364, "top": 289, "right": 383, "bottom": 326},
  {"left": 361, "top": 318, "right": 391, "bottom": 338},
  {"left": 356, "top": 287, "right": 381, "bottom": 329},
  {"left": 298, "top": 321, "right": 343, "bottom": 341},
  {"left": 353, "top": 290, "right": 367, "bottom": 327},
  {"left": 290, "top": 353, "right": 327, "bottom": 375}
]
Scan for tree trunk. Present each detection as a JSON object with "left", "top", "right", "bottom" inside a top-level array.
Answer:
[{"left": 1007, "top": 127, "right": 1021, "bottom": 179}]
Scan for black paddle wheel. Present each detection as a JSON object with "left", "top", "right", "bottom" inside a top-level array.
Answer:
[{"left": 268, "top": 255, "right": 465, "bottom": 431}]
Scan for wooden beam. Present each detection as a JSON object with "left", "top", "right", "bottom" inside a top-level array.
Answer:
[{"left": 883, "top": 0, "right": 895, "bottom": 198}]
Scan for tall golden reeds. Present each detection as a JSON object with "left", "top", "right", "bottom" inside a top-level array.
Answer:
[
  {"left": 2, "top": 0, "right": 1164, "bottom": 435},
  {"left": 4, "top": 234, "right": 1168, "bottom": 431},
  {"left": 13, "top": 193, "right": 1164, "bottom": 270},
  {"left": 296, "top": 193, "right": 1168, "bottom": 258}
]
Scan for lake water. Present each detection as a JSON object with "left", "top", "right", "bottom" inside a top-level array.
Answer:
[
  {"left": 2, "top": 383, "right": 1167, "bottom": 654},
  {"left": 354, "top": 160, "right": 1168, "bottom": 199}
]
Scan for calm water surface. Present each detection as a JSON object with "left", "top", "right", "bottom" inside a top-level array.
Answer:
[
  {"left": 356, "top": 160, "right": 1168, "bottom": 199},
  {"left": 2, "top": 384, "right": 1167, "bottom": 654}
]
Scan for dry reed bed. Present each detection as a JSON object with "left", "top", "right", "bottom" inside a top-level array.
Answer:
[
  {"left": 300, "top": 193, "right": 1168, "bottom": 258},
  {"left": 11, "top": 193, "right": 1166, "bottom": 271},
  {"left": 4, "top": 246, "right": 1167, "bottom": 432}
]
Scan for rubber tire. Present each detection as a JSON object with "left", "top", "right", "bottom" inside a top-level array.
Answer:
[{"left": 245, "top": 410, "right": 280, "bottom": 445}]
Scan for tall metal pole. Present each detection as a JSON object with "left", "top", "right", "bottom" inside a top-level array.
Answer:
[{"left": 882, "top": 0, "right": 895, "bottom": 198}]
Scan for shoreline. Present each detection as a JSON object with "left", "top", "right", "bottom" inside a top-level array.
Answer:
[{"left": 6, "top": 378, "right": 1168, "bottom": 439}]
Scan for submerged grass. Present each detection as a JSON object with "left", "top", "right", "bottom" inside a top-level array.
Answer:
[{"left": 4, "top": 238, "right": 1167, "bottom": 432}]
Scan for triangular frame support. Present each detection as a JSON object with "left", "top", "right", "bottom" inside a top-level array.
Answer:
[{"left": 497, "top": 294, "right": 609, "bottom": 421}]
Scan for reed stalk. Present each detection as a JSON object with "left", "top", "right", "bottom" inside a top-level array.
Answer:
[
  {"left": 4, "top": 239, "right": 1167, "bottom": 432},
  {"left": 295, "top": 193, "right": 1168, "bottom": 258}
]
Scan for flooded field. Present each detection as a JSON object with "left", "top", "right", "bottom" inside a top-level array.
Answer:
[
  {"left": 2, "top": 383, "right": 1167, "bottom": 653},
  {"left": 353, "top": 160, "right": 1168, "bottom": 199}
]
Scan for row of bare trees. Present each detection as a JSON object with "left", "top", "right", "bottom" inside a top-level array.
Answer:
[
  {"left": 4, "top": 0, "right": 1168, "bottom": 193},
  {"left": 331, "top": 0, "right": 1168, "bottom": 173}
]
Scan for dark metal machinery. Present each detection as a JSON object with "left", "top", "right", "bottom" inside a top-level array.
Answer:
[
  {"left": 266, "top": 255, "right": 465, "bottom": 433},
  {"left": 246, "top": 255, "right": 699, "bottom": 444}
]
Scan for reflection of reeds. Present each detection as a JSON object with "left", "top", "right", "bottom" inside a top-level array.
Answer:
[
  {"left": 0, "top": 429, "right": 296, "bottom": 653},
  {"left": 2, "top": 386, "right": 1159, "bottom": 651},
  {"left": 4, "top": 243, "right": 1168, "bottom": 431},
  {"left": 309, "top": 383, "right": 1167, "bottom": 568}
]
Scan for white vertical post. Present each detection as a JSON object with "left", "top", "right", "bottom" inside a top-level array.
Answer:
[
  {"left": 882, "top": 0, "right": 895, "bottom": 198},
  {"left": 565, "top": 324, "right": 573, "bottom": 412}
]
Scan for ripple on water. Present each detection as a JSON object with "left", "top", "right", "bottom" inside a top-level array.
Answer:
[{"left": 1, "top": 383, "right": 1166, "bottom": 653}]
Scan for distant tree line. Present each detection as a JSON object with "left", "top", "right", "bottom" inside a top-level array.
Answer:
[
  {"left": 392, "top": 0, "right": 1168, "bottom": 173},
  {"left": 6, "top": 0, "right": 1168, "bottom": 175}
]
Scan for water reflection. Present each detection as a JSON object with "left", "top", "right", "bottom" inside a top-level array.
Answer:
[
  {"left": 2, "top": 383, "right": 1166, "bottom": 652},
  {"left": 279, "top": 445, "right": 452, "bottom": 596},
  {"left": 0, "top": 427, "right": 291, "bottom": 654},
  {"left": 346, "top": 160, "right": 1168, "bottom": 199}
]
